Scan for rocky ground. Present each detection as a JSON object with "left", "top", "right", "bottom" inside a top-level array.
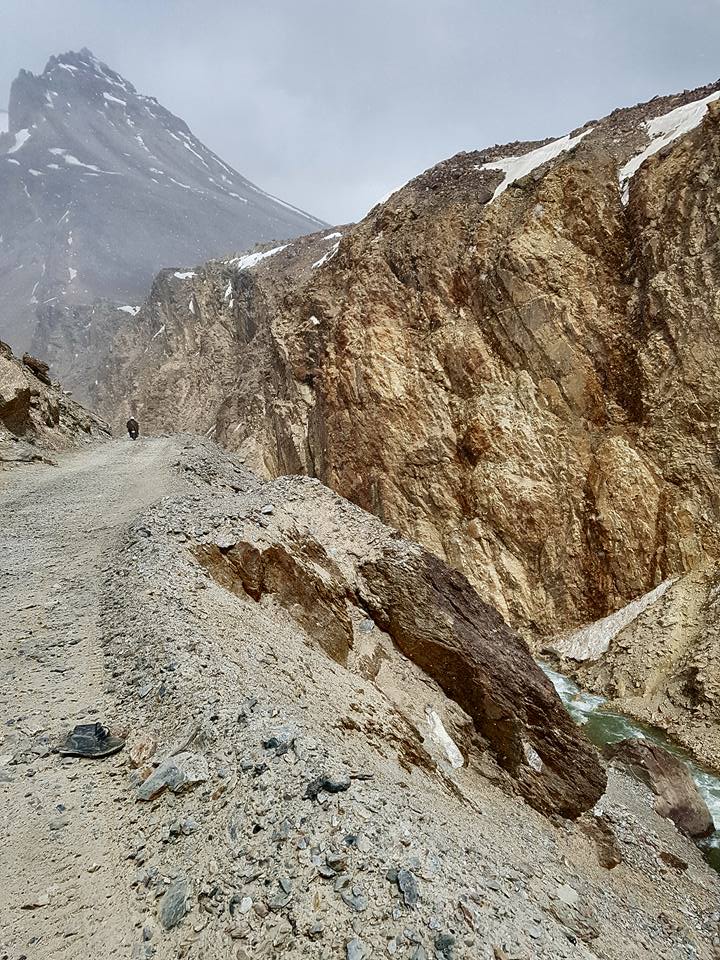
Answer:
[{"left": 2, "top": 437, "right": 720, "bottom": 959}]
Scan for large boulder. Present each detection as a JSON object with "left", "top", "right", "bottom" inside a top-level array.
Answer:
[
  {"left": 0, "top": 341, "right": 110, "bottom": 457},
  {"left": 195, "top": 478, "right": 607, "bottom": 821},
  {"left": 609, "top": 738, "right": 713, "bottom": 838}
]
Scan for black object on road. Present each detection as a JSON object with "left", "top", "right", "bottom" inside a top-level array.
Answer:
[
  {"left": 127, "top": 416, "right": 139, "bottom": 440},
  {"left": 58, "top": 722, "right": 125, "bottom": 758}
]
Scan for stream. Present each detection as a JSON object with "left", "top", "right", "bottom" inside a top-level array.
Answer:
[{"left": 541, "top": 662, "right": 720, "bottom": 871}]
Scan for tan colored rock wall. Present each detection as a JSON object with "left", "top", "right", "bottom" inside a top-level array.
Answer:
[{"left": 97, "top": 83, "right": 720, "bottom": 646}]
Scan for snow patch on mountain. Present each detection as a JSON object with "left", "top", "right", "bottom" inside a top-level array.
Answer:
[
  {"left": 481, "top": 128, "right": 593, "bottom": 201},
  {"left": 551, "top": 578, "right": 677, "bottom": 661},
  {"left": 6, "top": 128, "right": 32, "bottom": 154},
  {"left": 619, "top": 90, "right": 720, "bottom": 203},
  {"left": 232, "top": 245, "right": 288, "bottom": 272}
]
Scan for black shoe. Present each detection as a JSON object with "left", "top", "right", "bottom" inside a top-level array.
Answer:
[{"left": 58, "top": 722, "right": 125, "bottom": 758}]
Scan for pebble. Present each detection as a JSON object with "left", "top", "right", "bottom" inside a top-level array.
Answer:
[
  {"left": 158, "top": 878, "right": 190, "bottom": 930},
  {"left": 347, "top": 938, "right": 367, "bottom": 960},
  {"left": 398, "top": 867, "right": 420, "bottom": 908}
]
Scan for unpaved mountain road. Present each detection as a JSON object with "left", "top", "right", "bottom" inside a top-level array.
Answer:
[{"left": 0, "top": 438, "right": 180, "bottom": 960}]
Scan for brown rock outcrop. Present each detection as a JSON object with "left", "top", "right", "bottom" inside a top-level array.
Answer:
[
  {"left": 194, "top": 478, "right": 606, "bottom": 820},
  {"left": 95, "top": 81, "right": 720, "bottom": 652},
  {"left": 0, "top": 339, "right": 109, "bottom": 463},
  {"left": 609, "top": 738, "right": 713, "bottom": 838}
]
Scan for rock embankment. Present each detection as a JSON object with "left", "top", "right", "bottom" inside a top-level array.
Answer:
[
  {"left": 193, "top": 472, "right": 606, "bottom": 820},
  {"left": 3, "top": 438, "right": 719, "bottom": 959},
  {"left": 99, "top": 440, "right": 720, "bottom": 958}
]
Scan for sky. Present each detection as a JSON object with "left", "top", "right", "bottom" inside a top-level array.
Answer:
[{"left": 1, "top": 0, "right": 719, "bottom": 224}]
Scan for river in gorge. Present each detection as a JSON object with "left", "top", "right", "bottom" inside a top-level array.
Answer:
[{"left": 540, "top": 662, "right": 720, "bottom": 871}]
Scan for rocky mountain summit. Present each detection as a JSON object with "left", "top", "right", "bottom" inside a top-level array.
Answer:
[
  {"left": 97, "top": 78, "right": 720, "bottom": 651},
  {"left": 0, "top": 48, "right": 324, "bottom": 389}
]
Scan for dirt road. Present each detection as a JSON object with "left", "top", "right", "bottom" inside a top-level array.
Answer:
[{"left": 0, "top": 438, "right": 179, "bottom": 959}]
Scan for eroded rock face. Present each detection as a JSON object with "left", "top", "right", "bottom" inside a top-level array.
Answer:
[
  {"left": 194, "top": 479, "right": 606, "bottom": 820},
  {"left": 97, "top": 82, "right": 720, "bottom": 650},
  {"left": 609, "top": 738, "right": 713, "bottom": 838},
  {"left": 0, "top": 339, "right": 109, "bottom": 462}
]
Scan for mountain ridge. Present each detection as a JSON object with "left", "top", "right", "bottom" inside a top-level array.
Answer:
[
  {"left": 0, "top": 48, "right": 324, "bottom": 382},
  {"left": 94, "top": 75, "right": 720, "bottom": 662}
]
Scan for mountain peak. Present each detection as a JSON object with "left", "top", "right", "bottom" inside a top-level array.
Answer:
[{"left": 0, "top": 49, "right": 325, "bottom": 360}]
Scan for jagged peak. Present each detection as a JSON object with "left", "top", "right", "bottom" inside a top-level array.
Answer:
[{"left": 39, "top": 48, "right": 138, "bottom": 96}]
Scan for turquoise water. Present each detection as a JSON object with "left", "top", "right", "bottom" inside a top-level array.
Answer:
[{"left": 540, "top": 662, "right": 720, "bottom": 871}]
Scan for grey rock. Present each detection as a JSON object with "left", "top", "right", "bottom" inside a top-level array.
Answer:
[
  {"left": 158, "top": 879, "right": 190, "bottom": 930},
  {"left": 342, "top": 885, "right": 369, "bottom": 912},
  {"left": 434, "top": 934, "right": 455, "bottom": 958},
  {"left": 397, "top": 868, "right": 420, "bottom": 908},
  {"left": 347, "top": 938, "right": 367, "bottom": 960},
  {"left": 556, "top": 884, "right": 579, "bottom": 907},
  {"left": 305, "top": 772, "right": 351, "bottom": 800},
  {"left": 136, "top": 751, "right": 208, "bottom": 800}
]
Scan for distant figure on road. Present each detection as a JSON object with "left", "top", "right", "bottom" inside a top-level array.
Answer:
[{"left": 126, "top": 416, "right": 139, "bottom": 440}]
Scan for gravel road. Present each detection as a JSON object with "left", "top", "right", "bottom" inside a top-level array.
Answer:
[{"left": 0, "top": 438, "right": 180, "bottom": 959}]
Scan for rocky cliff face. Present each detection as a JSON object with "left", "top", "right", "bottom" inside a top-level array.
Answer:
[
  {"left": 0, "top": 339, "right": 109, "bottom": 464},
  {"left": 96, "top": 80, "right": 720, "bottom": 651},
  {"left": 0, "top": 48, "right": 324, "bottom": 396}
]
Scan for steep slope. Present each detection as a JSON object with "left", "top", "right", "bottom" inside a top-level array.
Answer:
[
  {"left": 0, "top": 339, "right": 109, "bottom": 464},
  {"left": 3, "top": 436, "right": 718, "bottom": 960},
  {"left": 0, "top": 48, "right": 324, "bottom": 390},
  {"left": 96, "top": 80, "right": 720, "bottom": 650}
]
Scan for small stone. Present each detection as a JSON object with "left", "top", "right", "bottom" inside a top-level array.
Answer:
[
  {"left": 556, "top": 884, "right": 579, "bottom": 907},
  {"left": 21, "top": 891, "right": 50, "bottom": 909},
  {"left": 253, "top": 901, "right": 269, "bottom": 918},
  {"left": 260, "top": 505, "right": 274, "bottom": 515},
  {"left": 308, "top": 922, "right": 325, "bottom": 940},
  {"left": 397, "top": 868, "right": 420, "bottom": 908},
  {"left": 158, "top": 879, "right": 190, "bottom": 930},
  {"left": 434, "top": 933, "right": 455, "bottom": 958},
  {"left": 137, "top": 752, "right": 208, "bottom": 801},
  {"left": 347, "top": 938, "right": 367, "bottom": 960},
  {"left": 326, "top": 851, "right": 347, "bottom": 871},
  {"left": 238, "top": 896, "right": 253, "bottom": 914},
  {"left": 342, "top": 886, "right": 368, "bottom": 912},
  {"left": 305, "top": 773, "right": 351, "bottom": 800}
]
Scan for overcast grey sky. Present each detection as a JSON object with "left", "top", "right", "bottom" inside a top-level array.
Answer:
[{"left": 2, "top": 0, "right": 719, "bottom": 223}]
